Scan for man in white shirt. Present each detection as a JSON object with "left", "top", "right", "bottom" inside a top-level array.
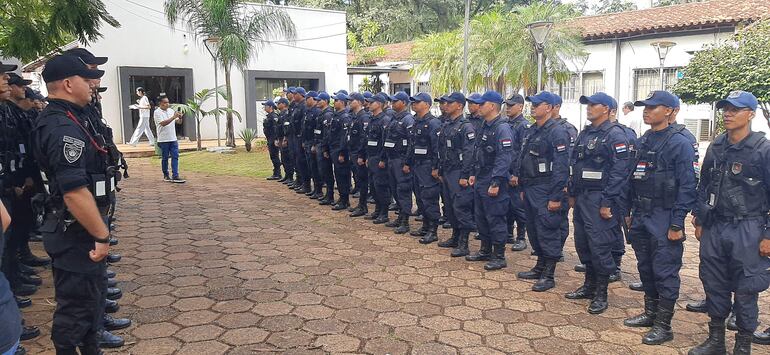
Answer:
[
  {"left": 154, "top": 96, "right": 185, "bottom": 183},
  {"left": 128, "top": 87, "right": 156, "bottom": 146}
]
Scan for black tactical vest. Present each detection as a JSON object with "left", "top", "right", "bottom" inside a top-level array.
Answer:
[
  {"left": 412, "top": 114, "right": 434, "bottom": 160},
  {"left": 520, "top": 120, "right": 559, "bottom": 184},
  {"left": 707, "top": 132, "right": 769, "bottom": 219},
  {"left": 476, "top": 117, "right": 503, "bottom": 172},
  {"left": 631, "top": 125, "right": 685, "bottom": 210},
  {"left": 572, "top": 122, "right": 621, "bottom": 191}
]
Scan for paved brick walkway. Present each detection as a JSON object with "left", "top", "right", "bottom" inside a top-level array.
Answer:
[{"left": 21, "top": 158, "right": 770, "bottom": 354}]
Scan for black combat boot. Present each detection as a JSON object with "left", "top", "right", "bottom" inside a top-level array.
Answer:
[
  {"left": 373, "top": 207, "right": 389, "bottom": 224},
  {"left": 727, "top": 312, "right": 738, "bottom": 331},
  {"left": 609, "top": 254, "right": 622, "bottom": 283},
  {"left": 643, "top": 299, "right": 675, "bottom": 345},
  {"left": 350, "top": 204, "right": 368, "bottom": 217},
  {"left": 517, "top": 258, "right": 545, "bottom": 280},
  {"left": 332, "top": 196, "right": 350, "bottom": 211},
  {"left": 299, "top": 182, "right": 312, "bottom": 194},
  {"left": 364, "top": 205, "right": 380, "bottom": 220},
  {"left": 565, "top": 265, "right": 595, "bottom": 300},
  {"left": 438, "top": 229, "right": 459, "bottom": 248},
  {"left": 451, "top": 230, "right": 470, "bottom": 257},
  {"left": 277, "top": 175, "right": 288, "bottom": 183},
  {"left": 511, "top": 224, "right": 527, "bottom": 251},
  {"left": 419, "top": 220, "right": 439, "bottom": 244},
  {"left": 532, "top": 259, "right": 556, "bottom": 292},
  {"left": 753, "top": 326, "right": 770, "bottom": 345},
  {"left": 465, "top": 241, "right": 491, "bottom": 261},
  {"left": 385, "top": 214, "right": 400, "bottom": 227},
  {"left": 689, "top": 319, "right": 726, "bottom": 355},
  {"left": 319, "top": 191, "right": 334, "bottom": 205},
  {"left": 686, "top": 299, "right": 708, "bottom": 313},
  {"left": 624, "top": 296, "right": 657, "bottom": 327},
  {"left": 484, "top": 244, "right": 507, "bottom": 270},
  {"left": 734, "top": 331, "right": 753, "bottom": 355},
  {"left": 394, "top": 215, "right": 410, "bottom": 234},
  {"left": 410, "top": 219, "right": 428, "bottom": 237},
  {"left": 18, "top": 244, "right": 50, "bottom": 267},
  {"left": 588, "top": 274, "right": 609, "bottom": 314}
]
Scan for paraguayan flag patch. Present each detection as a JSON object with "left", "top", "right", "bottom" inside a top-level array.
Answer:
[
  {"left": 501, "top": 139, "right": 512, "bottom": 147},
  {"left": 63, "top": 136, "right": 85, "bottom": 164},
  {"left": 614, "top": 143, "right": 627, "bottom": 153},
  {"left": 467, "top": 132, "right": 475, "bottom": 140},
  {"left": 556, "top": 144, "right": 566, "bottom": 152}
]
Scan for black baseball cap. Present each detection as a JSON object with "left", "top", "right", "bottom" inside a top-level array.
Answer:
[
  {"left": 0, "top": 61, "right": 18, "bottom": 72},
  {"left": 505, "top": 93, "right": 524, "bottom": 105},
  {"left": 64, "top": 48, "right": 108, "bottom": 65},
  {"left": 42, "top": 55, "right": 105, "bottom": 83},
  {"left": 7, "top": 73, "right": 32, "bottom": 86}
]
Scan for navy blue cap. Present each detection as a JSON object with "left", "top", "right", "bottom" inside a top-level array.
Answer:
[
  {"left": 0, "top": 61, "right": 17, "bottom": 72},
  {"left": 362, "top": 91, "right": 374, "bottom": 99},
  {"left": 434, "top": 95, "right": 448, "bottom": 103},
  {"left": 634, "top": 90, "right": 679, "bottom": 108},
  {"left": 306, "top": 91, "right": 319, "bottom": 99},
  {"left": 317, "top": 91, "right": 331, "bottom": 102},
  {"left": 468, "top": 91, "right": 504, "bottom": 105},
  {"left": 276, "top": 97, "right": 290, "bottom": 106},
  {"left": 42, "top": 54, "right": 105, "bottom": 82},
  {"left": 409, "top": 92, "right": 433, "bottom": 104},
  {"left": 467, "top": 93, "right": 482, "bottom": 104},
  {"left": 553, "top": 94, "right": 563, "bottom": 106},
  {"left": 525, "top": 91, "right": 556, "bottom": 106},
  {"left": 716, "top": 90, "right": 758, "bottom": 111},
  {"left": 390, "top": 91, "right": 410, "bottom": 102},
  {"left": 64, "top": 48, "right": 108, "bottom": 66},
  {"left": 366, "top": 93, "right": 388, "bottom": 104},
  {"left": 334, "top": 89, "right": 348, "bottom": 96},
  {"left": 284, "top": 86, "right": 296, "bottom": 93},
  {"left": 349, "top": 92, "right": 365, "bottom": 102},
  {"left": 505, "top": 93, "right": 524, "bottom": 105},
  {"left": 294, "top": 87, "right": 306, "bottom": 97},
  {"left": 262, "top": 100, "right": 277, "bottom": 108},
  {"left": 333, "top": 92, "right": 349, "bottom": 101},
  {"left": 444, "top": 92, "right": 466, "bottom": 105},
  {"left": 7, "top": 73, "right": 31, "bottom": 86},
  {"left": 579, "top": 92, "right": 616, "bottom": 110}
]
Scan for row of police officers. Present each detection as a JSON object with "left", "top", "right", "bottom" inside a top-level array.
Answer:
[
  {"left": 1, "top": 48, "right": 132, "bottom": 355},
  {"left": 263, "top": 86, "right": 770, "bottom": 353}
]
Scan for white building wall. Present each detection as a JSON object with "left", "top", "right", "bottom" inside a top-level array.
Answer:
[{"left": 69, "top": 0, "right": 346, "bottom": 142}]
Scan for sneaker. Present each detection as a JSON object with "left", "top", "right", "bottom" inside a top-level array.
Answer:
[
  {"left": 171, "top": 176, "right": 186, "bottom": 183},
  {"left": 163, "top": 175, "right": 171, "bottom": 182}
]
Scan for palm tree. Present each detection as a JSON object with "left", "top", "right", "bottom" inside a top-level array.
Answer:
[
  {"left": 172, "top": 87, "right": 241, "bottom": 151},
  {"left": 411, "top": 2, "right": 585, "bottom": 94},
  {"left": 164, "top": 0, "right": 296, "bottom": 147}
]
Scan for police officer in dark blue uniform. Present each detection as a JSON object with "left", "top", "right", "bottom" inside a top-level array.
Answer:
[
  {"left": 436, "top": 92, "right": 476, "bottom": 256},
  {"left": 552, "top": 94, "right": 577, "bottom": 260},
  {"left": 315, "top": 92, "right": 336, "bottom": 205},
  {"left": 466, "top": 93, "right": 484, "bottom": 131},
  {"left": 623, "top": 90, "right": 696, "bottom": 346},
  {"left": 517, "top": 91, "right": 571, "bottom": 290},
  {"left": 382, "top": 91, "right": 415, "bottom": 233},
  {"left": 505, "top": 94, "right": 529, "bottom": 252},
  {"left": 434, "top": 95, "right": 451, "bottom": 229},
  {"left": 688, "top": 91, "right": 770, "bottom": 355},
  {"left": 301, "top": 92, "right": 322, "bottom": 198},
  {"left": 329, "top": 93, "right": 352, "bottom": 210},
  {"left": 276, "top": 97, "right": 294, "bottom": 185},
  {"left": 363, "top": 94, "right": 392, "bottom": 223},
  {"left": 465, "top": 91, "right": 513, "bottom": 270},
  {"left": 564, "top": 92, "right": 630, "bottom": 315},
  {"left": 348, "top": 93, "right": 371, "bottom": 217},
  {"left": 290, "top": 88, "right": 310, "bottom": 194},
  {"left": 405, "top": 93, "right": 442, "bottom": 244},
  {"left": 31, "top": 54, "right": 113, "bottom": 355},
  {"left": 263, "top": 100, "right": 282, "bottom": 180},
  {"left": 609, "top": 98, "right": 637, "bottom": 284}
]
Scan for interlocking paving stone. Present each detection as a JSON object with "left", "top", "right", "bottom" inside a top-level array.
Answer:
[{"left": 20, "top": 158, "right": 770, "bottom": 354}]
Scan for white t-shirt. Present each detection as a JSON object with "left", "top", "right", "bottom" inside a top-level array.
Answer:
[
  {"left": 138, "top": 96, "right": 150, "bottom": 117},
  {"left": 154, "top": 107, "right": 178, "bottom": 143}
]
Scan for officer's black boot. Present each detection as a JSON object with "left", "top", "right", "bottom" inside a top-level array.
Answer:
[
  {"left": 419, "top": 220, "right": 439, "bottom": 244},
  {"left": 438, "top": 229, "right": 459, "bottom": 248},
  {"left": 299, "top": 182, "right": 312, "bottom": 195},
  {"left": 587, "top": 274, "right": 609, "bottom": 314},
  {"left": 277, "top": 175, "right": 288, "bottom": 183},
  {"left": 103, "top": 314, "right": 132, "bottom": 331},
  {"left": 629, "top": 282, "right": 645, "bottom": 292},
  {"left": 565, "top": 265, "right": 595, "bottom": 300},
  {"left": 624, "top": 296, "right": 657, "bottom": 327},
  {"left": 319, "top": 191, "right": 334, "bottom": 205},
  {"left": 690, "top": 319, "right": 727, "bottom": 355},
  {"left": 511, "top": 225, "right": 527, "bottom": 251},
  {"left": 532, "top": 259, "right": 557, "bottom": 292},
  {"left": 735, "top": 331, "right": 753, "bottom": 355},
  {"left": 410, "top": 219, "right": 428, "bottom": 237},
  {"left": 642, "top": 298, "right": 675, "bottom": 345},
  {"left": 686, "top": 299, "right": 708, "bottom": 313},
  {"left": 394, "top": 215, "right": 410, "bottom": 234},
  {"left": 364, "top": 205, "right": 380, "bottom": 220},
  {"left": 373, "top": 206, "right": 389, "bottom": 224},
  {"left": 609, "top": 255, "right": 622, "bottom": 283},
  {"left": 451, "top": 230, "right": 470, "bottom": 257},
  {"left": 350, "top": 204, "right": 367, "bottom": 218},
  {"left": 517, "top": 258, "right": 545, "bottom": 280},
  {"left": 54, "top": 346, "right": 79, "bottom": 355},
  {"left": 332, "top": 196, "right": 350, "bottom": 211},
  {"left": 753, "top": 326, "right": 770, "bottom": 345},
  {"left": 484, "top": 244, "right": 507, "bottom": 270},
  {"left": 18, "top": 244, "right": 50, "bottom": 267},
  {"left": 465, "top": 241, "right": 491, "bottom": 261},
  {"left": 385, "top": 214, "right": 400, "bottom": 228},
  {"left": 727, "top": 312, "right": 737, "bottom": 331},
  {"left": 98, "top": 330, "right": 124, "bottom": 348},
  {"left": 105, "top": 299, "right": 120, "bottom": 313}
]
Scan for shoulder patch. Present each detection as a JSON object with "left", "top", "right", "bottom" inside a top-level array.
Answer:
[
  {"left": 63, "top": 136, "right": 85, "bottom": 164},
  {"left": 467, "top": 132, "right": 475, "bottom": 140},
  {"left": 556, "top": 144, "right": 567, "bottom": 152},
  {"left": 614, "top": 143, "right": 627, "bottom": 153},
  {"left": 501, "top": 139, "right": 512, "bottom": 147}
]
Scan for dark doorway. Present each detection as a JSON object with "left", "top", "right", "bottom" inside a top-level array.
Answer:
[{"left": 244, "top": 70, "right": 325, "bottom": 136}]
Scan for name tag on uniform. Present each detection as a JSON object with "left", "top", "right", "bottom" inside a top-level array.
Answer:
[
  {"left": 314, "top": 129, "right": 321, "bottom": 134},
  {"left": 459, "top": 153, "right": 463, "bottom": 161},
  {"left": 446, "top": 140, "right": 452, "bottom": 148},
  {"left": 10, "top": 160, "right": 16, "bottom": 172},
  {"left": 111, "top": 177, "right": 116, "bottom": 191},
  {"left": 402, "top": 139, "right": 408, "bottom": 146},
  {"left": 633, "top": 162, "right": 647, "bottom": 179},
  {"left": 367, "top": 140, "right": 378, "bottom": 146},
  {"left": 384, "top": 142, "right": 396, "bottom": 148},
  {"left": 96, "top": 181, "right": 106, "bottom": 197},
  {"left": 538, "top": 163, "right": 546, "bottom": 173},
  {"left": 709, "top": 193, "right": 716, "bottom": 206},
  {"left": 19, "top": 144, "right": 25, "bottom": 154},
  {"left": 415, "top": 148, "right": 428, "bottom": 155},
  {"left": 582, "top": 170, "right": 603, "bottom": 180}
]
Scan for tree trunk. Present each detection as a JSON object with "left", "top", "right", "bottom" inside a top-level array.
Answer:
[
  {"left": 761, "top": 102, "right": 770, "bottom": 130},
  {"left": 224, "top": 63, "right": 236, "bottom": 147},
  {"left": 196, "top": 117, "right": 202, "bottom": 151}
]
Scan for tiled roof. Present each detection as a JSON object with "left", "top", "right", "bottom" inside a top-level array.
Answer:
[
  {"left": 347, "top": 41, "right": 414, "bottom": 65},
  {"left": 564, "top": 0, "right": 770, "bottom": 40}
]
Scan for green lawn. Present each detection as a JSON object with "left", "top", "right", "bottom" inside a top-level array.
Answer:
[{"left": 150, "top": 144, "right": 275, "bottom": 179}]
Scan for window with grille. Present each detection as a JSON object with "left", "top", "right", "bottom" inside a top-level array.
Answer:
[
  {"left": 633, "top": 67, "right": 681, "bottom": 101},
  {"left": 545, "top": 72, "right": 604, "bottom": 102}
]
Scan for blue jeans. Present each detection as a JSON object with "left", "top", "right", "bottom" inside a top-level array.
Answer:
[{"left": 158, "top": 141, "right": 179, "bottom": 178}]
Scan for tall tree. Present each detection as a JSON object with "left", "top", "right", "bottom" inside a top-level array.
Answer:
[
  {"left": 165, "top": 0, "right": 296, "bottom": 147},
  {"left": 0, "top": 0, "right": 120, "bottom": 62},
  {"left": 591, "top": 0, "right": 637, "bottom": 14},
  {"left": 411, "top": 2, "right": 585, "bottom": 95},
  {"left": 674, "top": 20, "right": 770, "bottom": 128}
]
